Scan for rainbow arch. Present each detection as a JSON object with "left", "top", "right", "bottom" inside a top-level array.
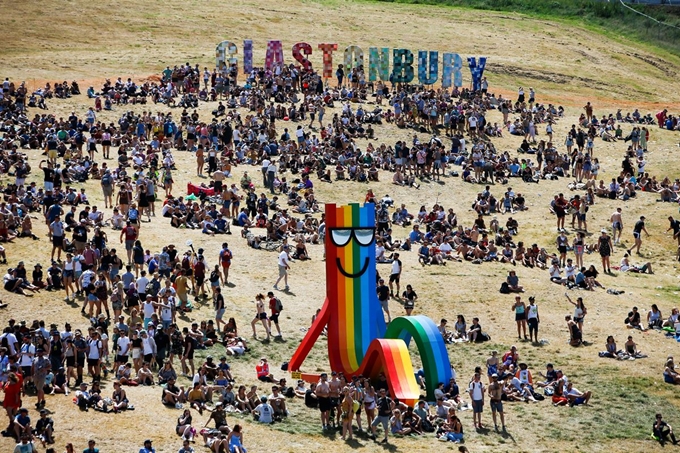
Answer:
[{"left": 385, "top": 316, "right": 453, "bottom": 399}]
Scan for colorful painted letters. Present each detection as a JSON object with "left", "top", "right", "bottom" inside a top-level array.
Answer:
[{"left": 218, "top": 39, "right": 487, "bottom": 88}]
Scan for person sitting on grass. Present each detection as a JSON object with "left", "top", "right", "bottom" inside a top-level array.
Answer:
[
  {"left": 252, "top": 396, "right": 274, "bottom": 423},
  {"left": 566, "top": 315, "right": 582, "bottom": 346},
  {"left": 200, "top": 430, "right": 228, "bottom": 453},
  {"left": 188, "top": 382, "right": 208, "bottom": 415},
  {"left": 267, "top": 386, "right": 288, "bottom": 420},
  {"left": 565, "top": 382, "right": 592, "bottom": 406},
  {"left": 34, "top": 409, "right": 54, "bottom": 446},
  {"left": 551, "top": 382, "right": 569, "bottom": 407},
  {"left": 162, "top": 377, "right": 187, "bottom": 407},
  {"left": 110, "top": 380, "right": 129, "bottom": 413},
  {"left": 625, "top": 306, "right": 645, "bottom": 331},
  {"left": 653, "top": 413, "right": 679, "bottom": 445},
  {"left": 619, "top": 254, "right": 653, "bottom": 274},
  {"left": 506, "top": 270, "right": 524, "bottom": 293},
  {"left": 664, "top": 357, "right": 680, "bottom": 385}
]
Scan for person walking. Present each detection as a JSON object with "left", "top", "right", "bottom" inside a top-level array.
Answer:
[
  {"left": 628, "top": 216, "right": 649, "bottom": 256},
  {"left": 273, "top": 246, "right": 291, "bottom": 291}
]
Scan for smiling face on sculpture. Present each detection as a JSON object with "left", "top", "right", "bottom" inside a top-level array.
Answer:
[{"left": 329, "top": 226, "right": 374, "bottom": 278}]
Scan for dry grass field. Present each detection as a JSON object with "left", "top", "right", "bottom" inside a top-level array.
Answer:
[{"left": 2, "top": 0, "right": 680, "bottom": 452}]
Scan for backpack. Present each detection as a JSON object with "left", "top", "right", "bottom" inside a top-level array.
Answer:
[
  {"left": 101, "top": 174, "right": 113, "bottom": 187},
  {"left": 274, "top": 298, "right": 283, "bottom": 312},
  {"left": 499, "top": 282, "right": 510, "bottom": 294}
]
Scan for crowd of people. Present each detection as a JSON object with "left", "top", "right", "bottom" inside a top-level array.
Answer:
[{"left": 0, "top": 52, "right": 679, "bottom": 452}]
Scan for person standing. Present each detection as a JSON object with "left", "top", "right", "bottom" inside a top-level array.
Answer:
[
  {"left": 49, "top": 215, "right": 65, "bottom": 262},
  {"left": 376, "top": 278, "right": 391, "bottom": 323},
  {"left": 218, "top": 243, "right": 233, "bottom": 286},
  {"left": 251, "top": 294, "right": 270, "bottom": 341},
  {"left": 488, "top": 374, "right": 506, "bottom": 432},
  {"left": 370, "top": 388, "right": 393, "bottom": 444},
  {"left": 610, "top": 208, "right": 623, "bottom": 244},
  {"left": 315, "top": 373, "right": 331, "bottom": 430},
  {"left": 512, "top": 296, "right": 527, "bottom": 341},
  {"left": 31, "top": 348, "right": 51, "bottom": 410},
  {"left": 628, "top": 216, "right": 649, "bottom": 256},
  {"left": 468, "top": 372, "right": 486, "bottom": 430},
  {"left": 214, "top": 286, "right": 225, "bottom": 332},
  {"left": 526, "top": 296, "right": 540, "bottom": 344},
  {"left": 388, "top": 253, "right": 402, "bottom": 297},
  {"left": 266, "top": 160, "right": 277, "bottom": 195},
  {"left": 273, "top": 245, "right": 291, "bottom": 291},
  {"left": 597, "top": 228, "right": 614, "bottom": 274}
]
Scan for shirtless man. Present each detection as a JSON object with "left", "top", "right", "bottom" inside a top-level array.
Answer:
[
  {"left": 610, "top": 207, "right": 623, "bottom": 245},
  {"left": 329, "top": 371, "right": 342, "bottom": 428},
  {"left": 315, "top": 373, "right": 331, "bottom": 430},
  {"left": 488, "top": 374, "right": 506, "bottom": 432}
]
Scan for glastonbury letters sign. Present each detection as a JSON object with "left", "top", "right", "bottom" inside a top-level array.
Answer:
[{"left": 216, "top": 39, "right": 487, "bottom": 89}]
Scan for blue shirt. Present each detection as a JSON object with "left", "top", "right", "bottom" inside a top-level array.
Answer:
[{"left": 237, "top": 212, "right": 249, "bottom": 226}]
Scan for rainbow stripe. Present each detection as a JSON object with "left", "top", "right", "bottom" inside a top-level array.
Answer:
[
  {"left": 290, "top": 203, "right": 452, "bottom": 406},
  {"left": 385, "top": 316, "right": 453, "bottom": 398},
  {"left": 326, "top": 203, "right": 385, "bottom": 373}
]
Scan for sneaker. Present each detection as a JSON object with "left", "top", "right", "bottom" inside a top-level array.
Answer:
[
  {"left": 273, "top": 285, "right": 279, "bottom": 290},
  {"left": 284, "top": 285, "right": 289, "bottom": 291}
]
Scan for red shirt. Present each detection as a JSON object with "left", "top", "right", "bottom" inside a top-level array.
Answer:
[{"left": 3, "top": 381, "right": 22, "bottom": 408}]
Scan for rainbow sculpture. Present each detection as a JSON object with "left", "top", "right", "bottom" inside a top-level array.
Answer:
[{"left": 290, "top": 203, "right": 452, "bottom": 405}]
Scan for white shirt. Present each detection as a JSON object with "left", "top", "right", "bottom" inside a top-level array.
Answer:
[
  {"left": 137, "top": 277, "right": 149, "bottom": 293},
  {"left": 468, "top": 380, "right": 484, "bottom": 400},
  {"left": 391, "top": 260, "right": 401, "bottom": 275},
  {"left": 254, "top": 403, "right": 274, "bottom": 423},
  {"left": 142, "top": 301, "right": 155, "bottom": 318},
  {"left": 278, "top": 251, "right": 290, "bottom": 267},
  {"left": 19, "top": 343, "right": 35, "bottom": 367},
  {"left": 117, "top": 336, "right": 130, "bottom": 355}
]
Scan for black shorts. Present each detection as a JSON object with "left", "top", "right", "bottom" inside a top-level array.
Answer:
[
  {"left": 330, "top": 397, "right": 340, "bottom": 408},
  {"left": 195, "top": 276, "right": 204, "bottom": 287},
  {"left": 256, "top": 312, "right": 267, "bottom": 320},
  {"left": 65, "top": 356, "right": 76, "bottom": 367},
  {"left": 389, "top": 274, "right": 400, "bottom": 283},
  {"left": 77, "top": 356, "right": 85, "bottom": 368},
  {"left": 185, "top": 348, "right": 194, "bottom": 360},
  {"left": 115, "top": 355, "right": 128, "bottom": 364},
  {"left": 143, "top": 353, "right": 153, "bottom": 364},
  {"left": 318, "top": 396, "right": 331, "bottom": 412},
  {"left": 528, "top": 318, "right": 538, "bottom": 331},
  {"left": 87, "top": 358, "right": 100, "bottom": 367},
  {"left": 558, "top": 246, "right": 567, "bottom": 254},
  {"left": 21, "top": 366, "right": 32, "bottom": 378},
  {"left": 52, "top": 235, "right": 64, "bottom": 247},
  {"left": 270, "top": 313, "right": 279, "bottom": 324},
  {"left": 515, "top": 313, "right": 526, "bottom": 322}
]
